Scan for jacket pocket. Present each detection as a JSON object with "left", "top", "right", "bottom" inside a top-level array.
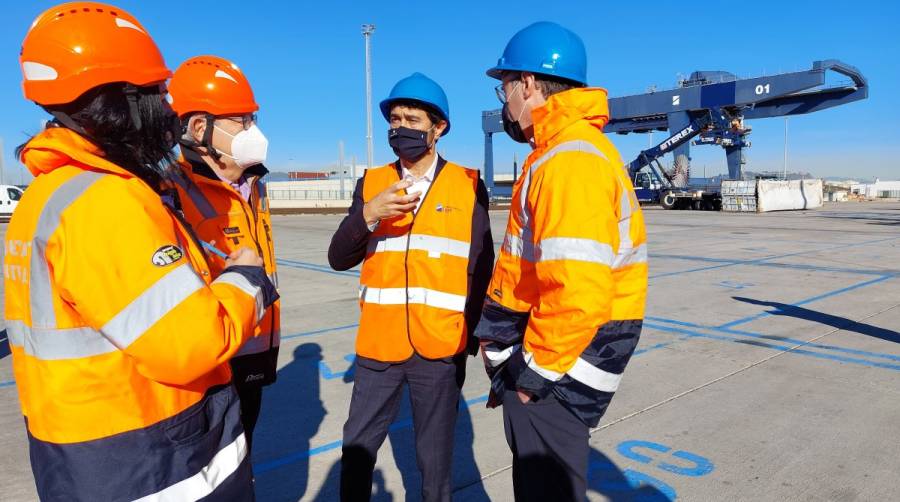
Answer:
[
  {"left": 473, "top": 298, "right": 529, "bottom": 345},
  {"left": 165, "top": 397, "right": 213, "bottom": 446}
]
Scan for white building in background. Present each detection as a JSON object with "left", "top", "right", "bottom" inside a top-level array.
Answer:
[{"left": 850, "top": 179, "right": 900, "bottom": 199}]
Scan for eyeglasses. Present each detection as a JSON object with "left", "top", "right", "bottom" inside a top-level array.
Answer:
[
  {"left": 495, "top": 81, "right": 521, "bottom": 104},
  {"left": 494, "top": 83, "right": 507, "bottom": 104},
  {"left": 223, "top": 113, "right": 258, "bottom": 130}
]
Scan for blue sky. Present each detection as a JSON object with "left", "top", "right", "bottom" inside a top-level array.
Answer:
[{"left": 2, "top": 0, "right": 898, "bottom": 184}]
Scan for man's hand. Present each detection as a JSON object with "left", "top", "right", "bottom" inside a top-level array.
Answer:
[
  {"left": 517, "top": 389, "right": 533, "bottom": 404},
  {"left": 479, "top": 340, "right": 492, "bottom": 368},
  {"left": 225, "top": 247, "right": 264, "bottom": 268},
  {"left": 362, "top": 179, "right": 421, "bottom": 226}
]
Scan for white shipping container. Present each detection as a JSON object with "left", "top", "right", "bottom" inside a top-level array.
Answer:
[{"left": 757, "top": 180, "right": 823, "bottom": 212}]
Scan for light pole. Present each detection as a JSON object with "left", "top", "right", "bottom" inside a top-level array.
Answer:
[
  {"left": 783, "top": 117, "right": 788, "bottom": 180},
  {"left": 362, "top": 24, "right": 375, "bottom": 170},
  {"left": 339, "top": 140, "right": 345, "bottom": 199}
]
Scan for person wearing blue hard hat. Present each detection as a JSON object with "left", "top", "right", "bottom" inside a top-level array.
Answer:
[
  {"left": 476, "top": 22, "right": 649, "bottom": 501},
  {"left": 328, "top": 72, "right": 494, "bottom": 501}
]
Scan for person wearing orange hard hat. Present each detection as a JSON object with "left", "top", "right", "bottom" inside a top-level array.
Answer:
[
  {"left": 5, "top": 2, "right": 276, "bottom": 500},
  {"left": 168, "top": 55, "right": 279, "bottom": 452}
]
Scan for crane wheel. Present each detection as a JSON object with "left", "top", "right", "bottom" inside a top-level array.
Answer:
[{"left": 661, "top": 192, "right": 678, "bottom": 210}]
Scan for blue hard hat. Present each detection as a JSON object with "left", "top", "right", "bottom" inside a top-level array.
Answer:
[
  {"left": 380, "top": 72, "right": 451, "bottom": 135},
  {"left": 486, "top": 22, "right": 588, "bottom": 86}
]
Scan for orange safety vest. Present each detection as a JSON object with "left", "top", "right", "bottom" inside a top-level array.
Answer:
[
  {"left": 173, "top": 155, "right": 280, "bottom": 387},
  {"left": 4, "top": 127, "right": 264, "bottom": 500},
  {"left": 479, "top": 88, "right": 648, "bottom": 426},
  {"left": 357, "top": 161, "right": 478, "bottom": 362}
]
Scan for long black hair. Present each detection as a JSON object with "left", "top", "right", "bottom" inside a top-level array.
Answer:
[{"left": 17, "top": 82, "right": 180, "bottom": 190}]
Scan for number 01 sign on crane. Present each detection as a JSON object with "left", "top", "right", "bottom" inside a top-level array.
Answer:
[{"left": 481, "top": 60, "right": 868, "bottom": 210}]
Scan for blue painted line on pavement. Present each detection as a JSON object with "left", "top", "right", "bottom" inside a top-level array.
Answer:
[
  {"left": 286, "top": 251, "right": 876, "bottom": 281},
  {"left": 633, "top": 342, "right": 673, "bottom": 356},
  {"left": 319, "top": 355, "right": 357, "bottom": 380},
  {"left": 651, "top": 253, "right": 896, "bottom": 278},
  {"left": 650, "top": 235, "right": 899, "bottom": 280},
  {"left": 645, "top": 317, "right": 703, "bottom": 328},
  {"left": 276, "top": 258, "right": 360, "bottom": 277},
  {"left": 284, "top": 237, "right": 899, "bottom": 282},
  {"left": 645, "top": 322, "right": 900, "bottom": 372},
  {"left": 0, "top": 380, "right": 15, "bottom": 388},
  {"left": 281, "top": 324, "right": 359, "bottom": 341},
  {"left": 650, "top": 261, "right": 737, "bottom": 280},
  {"left": 253, "top": 393, "right": 491, "bottom": 474},
  {"left": 647, "top": 316, "right": 900, "bottom": 363},
  {"left": 253, "top": 439, "right": 345, "bottom": 474},
  {"left": 718, "top": 275, "right": 894, "bottom": 329},
  {"left": 254, "top": 335, "right": 672, "bottom": 475},
  {"left": 717, "top": 325, "right": 900, "bottom": 362}
]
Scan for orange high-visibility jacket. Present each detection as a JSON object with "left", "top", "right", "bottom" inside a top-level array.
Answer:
[
  {"left": 174, "top": 150, "right": 280, "bottom": 388},
  {"left": 477, "top": 88, "right": 648, "bottom": 427},
  {"left": 4, "top": 127, "right": 271, "bottom": 500},
  {"left": 355, "top": 161, "right": 481, "bottom": 362}
]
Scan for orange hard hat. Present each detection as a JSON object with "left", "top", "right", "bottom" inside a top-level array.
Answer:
[
  {"left": 20, "top": 2, "right": 171, "bottom": 106},
  {"left": 169, "top": 55, "right": 259, "bottom": 118}
]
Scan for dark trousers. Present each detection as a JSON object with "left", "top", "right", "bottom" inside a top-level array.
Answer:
[
  {"left": 502, "top": 388, "right": 590, "bottom": 502},
  {"left": 340, "top": 354, "right": 465, "bottom": 502},
  {"left": 237, "top": 385, "right": 263, "bottom": 452}
]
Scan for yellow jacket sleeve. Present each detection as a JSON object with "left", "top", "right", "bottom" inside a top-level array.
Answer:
[
  {"left": 518, "top": 151, "right": 621, "bottom": 395},
  {"left": 54, "top": 176, "right": 264, "bottom": 386}
]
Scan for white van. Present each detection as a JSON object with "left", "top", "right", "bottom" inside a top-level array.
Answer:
[{"left": 0, "top": 185, "right": 24, "bottom": 220}]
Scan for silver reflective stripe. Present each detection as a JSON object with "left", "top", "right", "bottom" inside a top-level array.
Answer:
[
  {"left": 505, "top": 141, "right": 610, "bottom": 263},
  {"left": 268, "top": 272, "right": 279, "bottom": 289},
  {"left": 30, "top": 171, "right": 106, "bottom": 328},
  {"left": 102, "top": 264, "right": 205, "bottom": 349},
  {"left": 367, "top": 234, "right": 470, "bottom": 259},
  {"left": 567, "top": 357, "right": 624, "bottom": 392},
  {"left": 617, "top": 179, "right": 634, "bottom": 249},
  {"left": 535, "top": 237, "right": 614, "bottom": 266},
  {"left": 215, "top": 271, "right": 265, "bottom": 323},
  {"left": 516, "top": 140, "right": 609, "bottom": 228},
  {"left": 132, "top": 433, "right": 248, "bottom": 502},
  {"left": 5, "top": 323, "right": 24, "bottom": 347},
  {"left": 483, "top": 343, "right": 520, "bottom": 368},
  {"left": 523, "top": 350, "right": 564, "bottom": 382},
  {"left": 613, "top": 243, "right": 648, "bottom": 269},
  {"left": 501, "top": 233, "right": 535, "bottom": 262},
  {"left": 6, "top": 319, "right": 116, "bottom": 360},
  {"left": 172, "top": 172, "right": 217, "bottom": 219},
  {"left": 359, "top": 285, "right": 466, "bottom": 312}
]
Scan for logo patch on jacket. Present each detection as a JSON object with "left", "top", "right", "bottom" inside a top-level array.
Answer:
[
  {"left": 151, "top": 245, "right": 184, "bottom": 266},
  {"left": 436, "top": 203, "right": 460, "bottom": 213},
  {"left": 223, "top": 226, "right": 241, "bottom": 235},
  {"left": 245, "top": 373, "right": 265, "bottom": 383}
]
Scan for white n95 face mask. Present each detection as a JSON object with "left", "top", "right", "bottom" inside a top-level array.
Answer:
[{"left": 214, "top": 123, "right": 269, "bottom": 168}]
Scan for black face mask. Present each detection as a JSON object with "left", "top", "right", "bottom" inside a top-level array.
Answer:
[
  {"left": 502, "top": 103, "right": 529, "bottom": 144},
  {"left": 388, "top": 126, "right": 431, "bottom": 162},
  {"left": 163, "top": 108, "right": 182, "bottom": 152}
]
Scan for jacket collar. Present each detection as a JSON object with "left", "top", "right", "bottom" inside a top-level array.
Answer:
[
  {"left": 19, "top": 126, "right": 137, "bottom": 178},
  {"left": 530, "top": 87, "right": 611, "bottom": 148},
  {"left": 393, "top": 155, "right": 447, "bottom": 180}
]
